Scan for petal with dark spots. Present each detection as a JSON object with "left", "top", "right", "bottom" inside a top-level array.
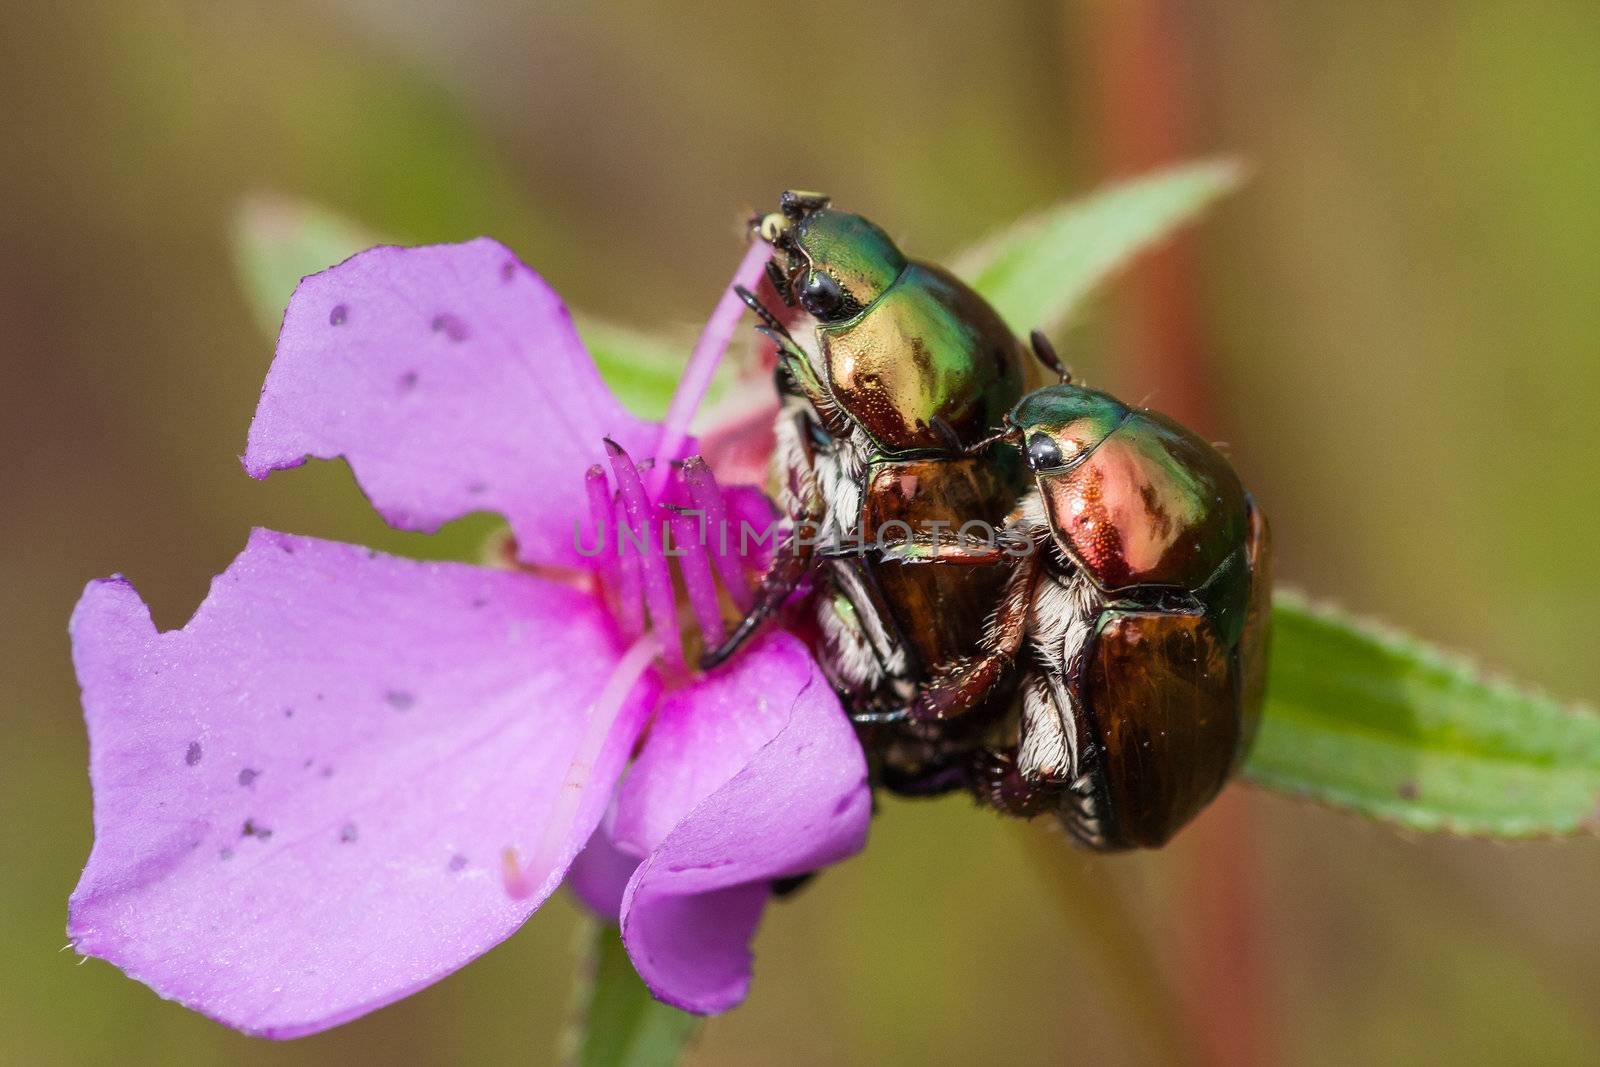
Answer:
[
  {"left": 243, "top": 240, "right": 661, "bottom": 568},
  {"left": 68, "top": 530, "right": 655, "bottom": 1037}
]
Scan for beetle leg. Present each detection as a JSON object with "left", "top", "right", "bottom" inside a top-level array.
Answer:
[
  {"left": 1016, "top": 668, "right": 1079, "bottom": 787},
  {"left": 878, "top": 759, "right": 971, "bottom": 797},
  {"left": 906, "top": 542, "right": 1042, "bottom": 723},
  {"left": 764, "top": 258, "right": 796, "bottom": 307},
  {"left": 963, "top": 424, "right": 1022, "bottom": 457},
  {"left": 868, "top": 527, "right": 1022, "bottom": 566},
  {"left": 969, "top": 747, "right": 1058, "bottom": 817},
  {"left": 735, "top": 285, "right": 793, "bottom": 340},
  {"left": 764, "top": 325, "right": 816, "bottom": 388},
  {"left": 760, "top": 326, "right": 852, "bottom": 439},
  {"left": 912, "top": 656, "right": 1012, "bottom": 722},
  {"left": 699, "top": 532, "right": 817, "bottom": 668},
  {"left": 699, "top": 405, "right": 825, "bottom": 669},
  {"left": 771, "top": 871, "right": 816, "bottom": 897},
  {"left": 849, "top": 700, "right": 911, "bottom": 726}
]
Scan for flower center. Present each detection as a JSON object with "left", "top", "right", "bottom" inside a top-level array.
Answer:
[
  {"left": 503, "top": 241, "right": 774, "bottom": 900},
  {"left": 585, "top": 442, "right": 768, "bottom": 675},
  {"left": 502, "top": 445, "right": 772, "bottom": 898}
]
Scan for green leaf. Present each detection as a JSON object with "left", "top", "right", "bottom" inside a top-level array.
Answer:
[
  {"left": 1244, "top": 592, "right": 1600, "bottom": 837},
  {"left": 568, "top": 921, "right": 701, "bottom": 1067},
  {"left": 576, "top": 318, "right": 703, "bottom": 421},
  {"left": 229, "top": 194, "right": 691, "bottom": 418},
  {"left": 955, "top": 158, "right": 1245, "bottom": 334}
]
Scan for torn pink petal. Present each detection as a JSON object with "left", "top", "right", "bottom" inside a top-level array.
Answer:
[
  {"left": 243, "top": 240, "right": 658, "bottom": 569},
  {"left": 68, "top": 531, "right": 655, "bottom": 1037},
  {"left": 617, "top": 632, "right": 871, "bottom": 1013}
]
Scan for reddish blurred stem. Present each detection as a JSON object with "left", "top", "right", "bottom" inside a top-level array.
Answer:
[
  {"left": 1079, "top": 3, "right": 1271, "bottom": 1065},
  {"left": 1083, "top": 0, "right": 1216, "bottom": 429}
]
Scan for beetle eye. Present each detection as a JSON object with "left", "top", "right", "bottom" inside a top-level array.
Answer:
[
  {"left": 1026, "top": 432, "right": 1064, "bottom": 471},
  {"left": 799, "top": 270, "right": 851, "bottom": 322}
]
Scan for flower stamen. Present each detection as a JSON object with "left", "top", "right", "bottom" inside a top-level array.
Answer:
[
  {"left": 606, "top": 439, "right": 684, "bottom": 672},
  {"left": 680, "top": 455, "right": 755, "bottom": 613},
  {"left": 585, "top": 443, "right": 757, "bottom": 670},
  {"left": 586, "top": 463, "right": 641, "bottom": 637},
  {"left": 668, "top": 507, "right": 726, "bottom": 647}
]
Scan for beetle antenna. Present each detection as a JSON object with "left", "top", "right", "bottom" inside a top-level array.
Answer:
[
  {"left": 964, "top": 425, "right": 1020, "bottom": 455},
  {"left": 1029, "top": 329, "right": 1070, "bottom": 382}
]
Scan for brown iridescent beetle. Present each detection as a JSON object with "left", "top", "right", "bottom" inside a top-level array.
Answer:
[{"left": 873, "top": 383, "right": 1272, "bottom": 849}]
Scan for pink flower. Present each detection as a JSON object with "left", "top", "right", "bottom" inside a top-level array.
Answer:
[{"left": 67, "top": 237, "right": 871, "bottom": 1037}]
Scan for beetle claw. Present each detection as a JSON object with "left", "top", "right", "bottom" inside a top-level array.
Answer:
[
  {"left": 850, "top": 703, "right": 911, "bottom": 726},
  {"left": 764, "top": 258, "right": 796, "bottom": 307},
  {"left": 736, "top": 285, "right": 793, "bottom": 339}
]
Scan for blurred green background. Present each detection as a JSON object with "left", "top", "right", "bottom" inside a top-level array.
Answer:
[{"left": 5, "top": 2, "right": 1599, "bottom": 1064}]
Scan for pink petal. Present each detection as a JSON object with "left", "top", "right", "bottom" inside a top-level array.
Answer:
[
  {"left": 610, "top": 631, "right": 791, "bottom": 855},
  {"left": 566, "top": 823, "right": 640, "bottom": 923},
  {"left": 68, "top": 530, "right": 656, "bottom": 1037},
  {"left": 616, "top": 632, "right": 871, "bottom": 1013},
  {"left": 244, "top": 240, "right": 658, "bottom": 568}
]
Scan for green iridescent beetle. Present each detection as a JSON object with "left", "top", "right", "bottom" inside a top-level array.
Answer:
[
  {"left": 748, "top": 189, "right": 1038, "bottom": 453},
  {"left": 703, "top": 190, "right": 1051, "bottom": 715}
]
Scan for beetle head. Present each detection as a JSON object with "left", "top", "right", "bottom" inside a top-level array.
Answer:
[
  {"left": 1006, "top": 385, "right": 1128, "bottom": 472},
  {"left": 999, "top": 384, "right": 1130, "bottom": 527},
  {"left": 752, "top": 191, "right": 907, "bottom": 324}
]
